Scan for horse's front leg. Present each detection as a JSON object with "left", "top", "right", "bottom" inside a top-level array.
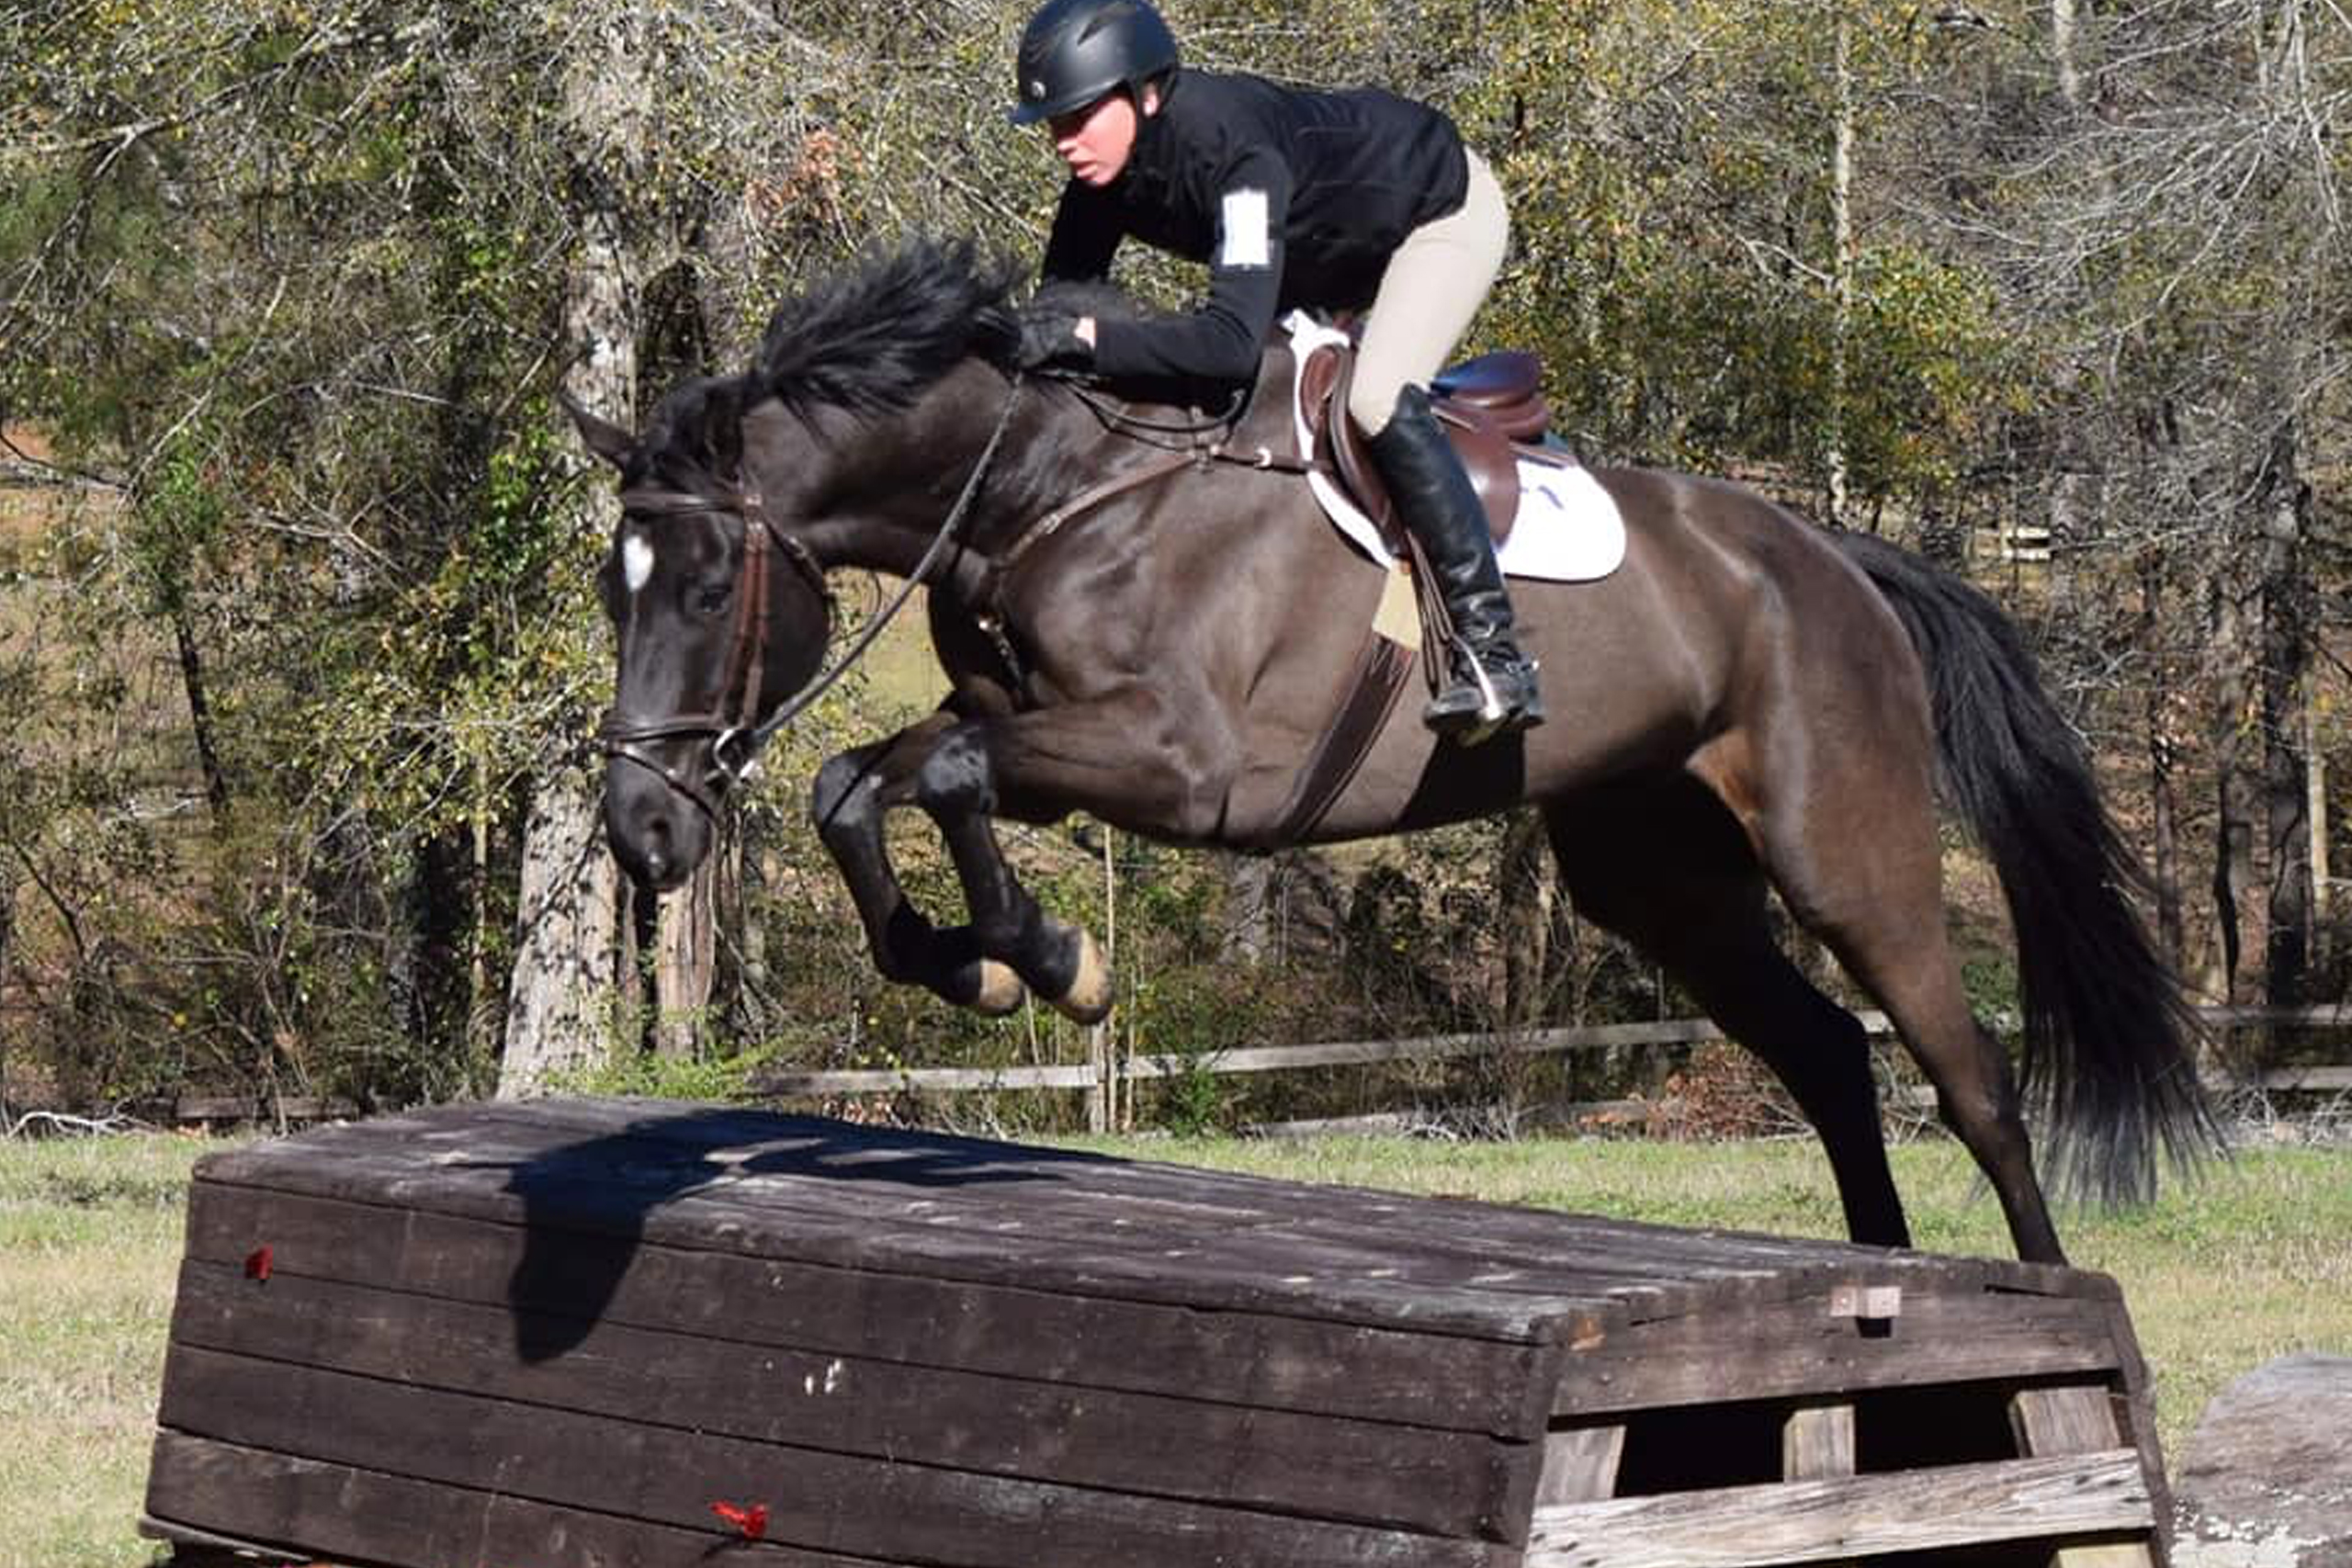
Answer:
[
  {"left": 811, "top": 716, "right": 1025, "bottom": 1015},
  {"left": 911, "top": 700, "right": 1225, "bottom": 1025}
]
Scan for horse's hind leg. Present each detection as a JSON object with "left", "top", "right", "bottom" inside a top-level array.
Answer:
[
  {"left": 1798, "top": 874, "right": 2063, "bottom": 1262},
  {"left": 1544, "top": 784, "right": 1912, "bottom": 1248},
  {"left": 1734, "top": 737, "right": 2067, "bottom": 1264},
  {"left": 812, "top": 716, "right": 1024, "bottom": 1015}
]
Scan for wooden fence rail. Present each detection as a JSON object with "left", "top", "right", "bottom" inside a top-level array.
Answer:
[
  {"left": 6, "top": 1010, "right": 2345, "bottom": 1138},
  {"left": 752, "top": 1005, "right": 2352, "bottom": 1101}
]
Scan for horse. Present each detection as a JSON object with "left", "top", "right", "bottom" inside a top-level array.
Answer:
[{"left": 569, "top": 236, "right": 2213, "bottom": 1267}]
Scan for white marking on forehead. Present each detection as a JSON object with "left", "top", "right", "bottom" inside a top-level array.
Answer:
[{"left": 621, "top": 532, "right": 656, "bottom": 594}]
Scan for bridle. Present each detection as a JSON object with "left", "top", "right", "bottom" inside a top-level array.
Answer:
[
  {"left": 596, "top": 485, "right": 833, "bottom": 820},
  {"left": 597, "top": 380, "right": 1030, "bottom": 818}
]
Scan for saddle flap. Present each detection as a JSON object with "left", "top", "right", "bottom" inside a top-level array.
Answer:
[
  {"left": 1308, "top": 341, "right": 1522, "bottom": 552},
  {"left": 1438, "top": 404, "right": 1522, "bottom": 549}
]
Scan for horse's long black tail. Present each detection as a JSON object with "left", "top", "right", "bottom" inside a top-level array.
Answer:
[{"left": 1832, "top": 530, "right": 2218, "bottom": 1204}]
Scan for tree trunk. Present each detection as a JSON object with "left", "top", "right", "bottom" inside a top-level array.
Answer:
[
  {"left": 1498, "top": 810, "right": 1555, "bottom": 1032},
  {"left": 501, "top": 744, "right": 623, "bottom": 1095},
  {"left": 2142, "top": 563, "right": 2186, "bottom": 966},
  {"left": 1224, "top": 853, "right": 1273, "bottom": 965},
  {"left": 2259, "top": 423, "right": 2312, "bottom": 1009},
  {"left": 2207, "top": 581, "right": 2257, "bottom": 1008},
  {"left": 2052, "top": 0, "right": 2085, "bottom": 110},
  {"left": 497, "top": 0, "right": 652, "bottom": 1098},
  {"left": 1825, "top": 6, "right": 1854, "bottom": 528},
  {"left": 172, "top": 608, "right": 231, "bottom": 816},
  {"left": 652, "top": 853, "right": 720, "bottom": 1059},
  {"left": 2308, "top": 685, "right": 2329, "bottom": 963},
  {"left": 410, "top": 825, "right": 475, "bottom": 1066}
]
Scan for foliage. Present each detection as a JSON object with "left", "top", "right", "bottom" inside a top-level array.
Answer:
[{"left": 2, "top": 0, "right": 2348, "bottom": 1111}]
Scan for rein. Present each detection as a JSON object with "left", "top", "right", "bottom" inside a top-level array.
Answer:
[
  {"left": 990, "top": 380, "right": 1307, "bottom": 578},
  {"left": 598, "top": 378, "right": 1027, "bottom": 817}
]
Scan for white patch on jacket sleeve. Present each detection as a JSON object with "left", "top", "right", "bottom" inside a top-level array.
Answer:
[{"left": 1219, "top": 188, "right": 1272, "bottom": 269}]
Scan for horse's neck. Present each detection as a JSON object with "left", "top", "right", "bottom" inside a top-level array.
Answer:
[
  {"left": 858, "top": 372, "right": 1102, "bottom": 570},
  {"left": 775, "top": 359, "right": 1273, "bottom": 597},
  {"left": 775, "top": 367, "right": 1015, "bottom": 580}
]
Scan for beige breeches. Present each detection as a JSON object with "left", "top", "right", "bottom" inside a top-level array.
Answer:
[{"left": 1345, "top": 147, "right": 1510, "bottom": 435}]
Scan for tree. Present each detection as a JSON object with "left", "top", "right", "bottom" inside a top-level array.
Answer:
[{"left": 496, "top": 0, "right": 653, "bottom": 1095}]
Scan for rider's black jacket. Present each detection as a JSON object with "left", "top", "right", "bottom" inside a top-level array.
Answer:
[{"left": 1041, "top": 67, "right": 1470, "bottom": 386}]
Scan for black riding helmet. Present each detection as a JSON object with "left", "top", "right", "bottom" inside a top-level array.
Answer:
[{"left": 1008, "top": 0, "right": 1180, "bottom": 125}]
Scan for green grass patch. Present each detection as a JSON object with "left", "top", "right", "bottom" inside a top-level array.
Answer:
[
  {"left": 0, "top": 1134, "right": 222, "bottom": 1568},
  {"left": 4, "top": 1127, "right": 2346, "bottom": 1566}
]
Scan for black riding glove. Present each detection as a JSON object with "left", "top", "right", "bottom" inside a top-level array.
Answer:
[{"left": 1014, "top": 306, "right": 1093, "bottom": 374}]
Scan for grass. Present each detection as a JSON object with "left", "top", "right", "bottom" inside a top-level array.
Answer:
[
  {"left": 4, "top": 1126, "right": 2347, "bottom": 1568},
  {"left": 0, "top": 1133, "right": 218, "bottom": 1568}
]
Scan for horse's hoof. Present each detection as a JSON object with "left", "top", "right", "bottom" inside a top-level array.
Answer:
[
  {"left": 1047, "top": 928, "right": 1114, "bottom": 1025},
  {"left": 968, "top": 960, "right": 1026, "bottom": 1017}
]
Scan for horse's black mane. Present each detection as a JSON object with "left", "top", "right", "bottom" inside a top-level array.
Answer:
[
  {"left": 632, "top": 237, "right": 1026, "bottom": 487},
  {"left": 756, "top": 236, "right": 1024, "bottom": 418}
]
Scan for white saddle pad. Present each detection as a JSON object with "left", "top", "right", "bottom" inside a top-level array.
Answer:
[{"left": 1283, "top": 312, "right": 1626, "bottom": 583}]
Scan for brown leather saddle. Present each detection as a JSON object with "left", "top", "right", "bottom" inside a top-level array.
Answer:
[{"left": 1297, "top": 341, "right": 1556, "bottom": 553}]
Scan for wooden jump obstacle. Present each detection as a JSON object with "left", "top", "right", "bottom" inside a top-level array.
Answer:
[{"left": 144, "top": 1098, "right": 2173, "bottom": 1568}]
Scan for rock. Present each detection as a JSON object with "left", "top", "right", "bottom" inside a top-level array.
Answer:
[{"left": 2175, "top": 1354, "right": 2352, "bottom": 1568}]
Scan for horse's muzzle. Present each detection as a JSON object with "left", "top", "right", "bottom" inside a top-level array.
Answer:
[{"left": 603, "top": 753, "right": 714, "bottom": 893}]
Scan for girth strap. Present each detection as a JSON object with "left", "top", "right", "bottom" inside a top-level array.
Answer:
[{"left": 1261, "top": 627, "right": 1418, "bottom": 849}]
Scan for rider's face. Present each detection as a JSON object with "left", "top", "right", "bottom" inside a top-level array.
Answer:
[{"left": 1048, "top": 90, "right": 1140, "bottom": 186}]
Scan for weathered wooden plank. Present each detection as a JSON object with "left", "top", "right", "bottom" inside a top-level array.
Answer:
[
  {"left": 1781, "top": 1404, "right": 1855, "bottom": 1482},
  {"left": 2012, "top": 1385, "right": 2162, "bottom": 1568},
  {"left": 145, "top": 1432, "right": 921, "bottom": 1568},
  {"left": 167, "top": 1260, "right": 1534, "bottom": 1541},
  {"left": 137, "top": 1515, "right": 306, "bottom": 1568},
  {"left": 171, "top": 1094, "right": 359, "bottom": 1124},
  {"left": 205, "top": 1098, "right": 2050, "bottom": 1318},
  {"left": 1535, "top": 1426, "right": 1625, "bottom": 1508},
  {"left": 464, "top": 1098, "right": 2102, "bottom": 1304},
  {"left": 1556, "top": 1284, "right": 2122, "bottom": 1414},
  {"left": 2012, "top": 1384, "right": 2127, "bottom": 1456},
  {"left": 254, "top": 1100, "right": 2012, "bottom": 1325},
  {"left": 178, "top": 1182, "right": 1557, "bottom": 1435},
  {"left": 749, "top": 1017, "right": 1771, "bottom": 1097},
  {"left": 2098, "top": 1293, "right": 2177, "bottom": 1551},
  {"left": 193, "top": 1120, "right": 1596, "bottom": 1342},
  {"left": 2045, "top": 1544, "right": 2163, "bottom": 1567},
  {"left": 156, "top": 1349, "right": 1503, "bottom": 1568},
  {"left": 754, "top": 1009, "right": 2349, "bottom": 1098},
  {"left": 1525, "top": 1450, "right": 2154, "bottom": 1567},
  {"left": 758, "top": 1064, "right": 1103, "bottom": 1092},
  {"left": 1778, "top": 1403, "right": 1859, "bottom": 1568}
]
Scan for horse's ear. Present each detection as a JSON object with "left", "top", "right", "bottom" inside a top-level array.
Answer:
[{"left": 560, "top": 388, "right": 638, "bottom": 470}]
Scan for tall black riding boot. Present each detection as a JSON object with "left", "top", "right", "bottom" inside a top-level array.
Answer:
[{"left": 1366, "top": 386, "right": 1544, "bottom": 740}]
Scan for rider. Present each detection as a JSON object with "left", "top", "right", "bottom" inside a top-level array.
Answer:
[{"left": 1006, "top": 0, "right": 1543, "bottom": 740}]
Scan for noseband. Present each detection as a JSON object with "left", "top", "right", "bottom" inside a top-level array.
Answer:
[
  {"left": 598, "top": 487, "right": 833, "bottom": 820},
  {"left": 597, "top": 378, "right": 1028, "bottom": 820}
]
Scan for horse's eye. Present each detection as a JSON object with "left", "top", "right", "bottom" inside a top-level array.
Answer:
[{"left": 695, "top": 584, "right": 732, "bottom": 615}]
